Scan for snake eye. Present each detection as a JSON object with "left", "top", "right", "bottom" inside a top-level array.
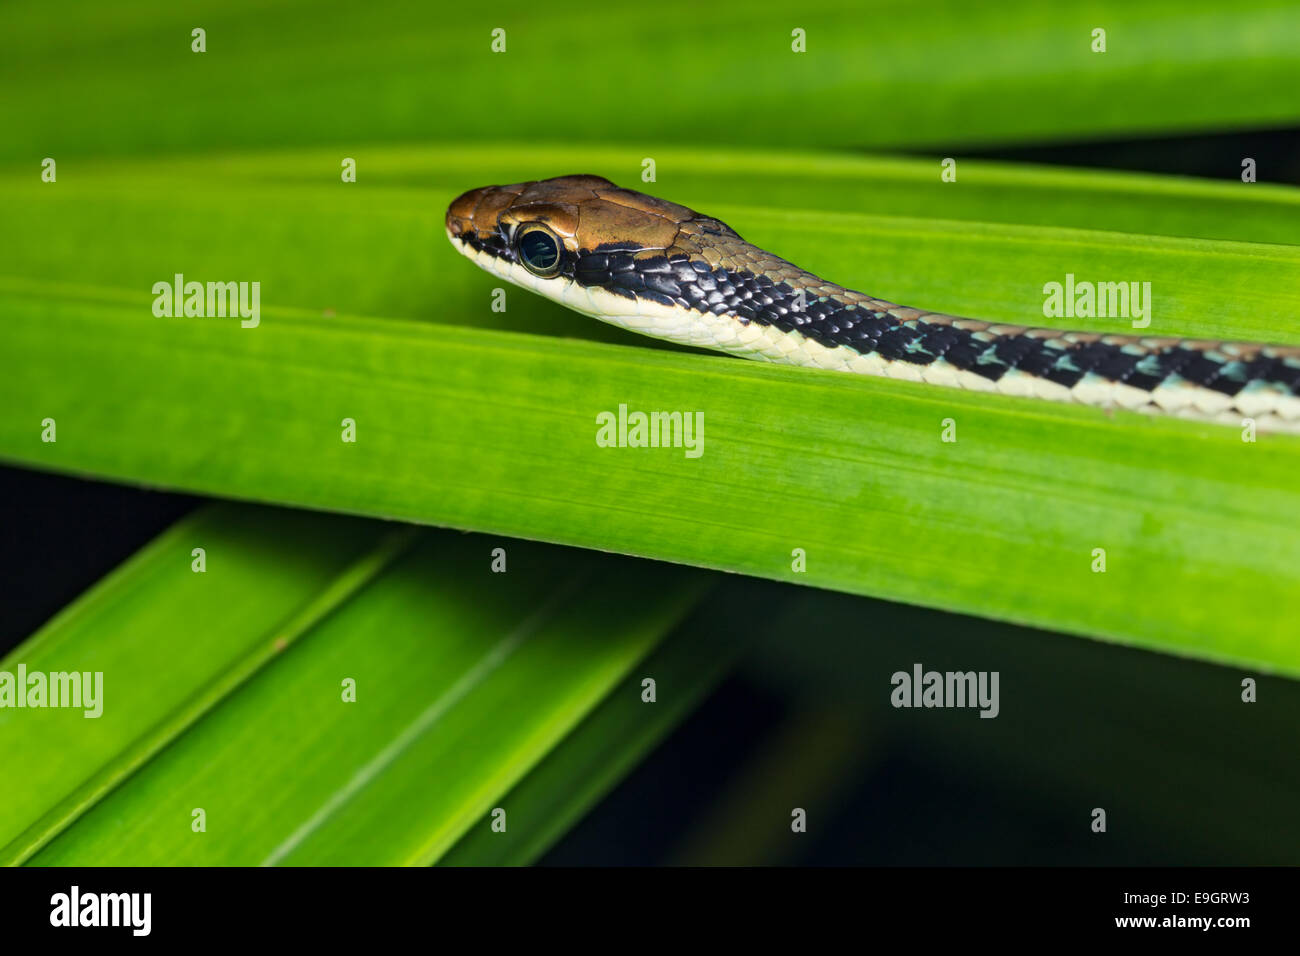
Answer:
[{"left": 516, "top": 225, "right": 562, "bottom": 277}]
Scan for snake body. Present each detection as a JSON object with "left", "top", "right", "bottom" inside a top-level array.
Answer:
[{"left": 446, "top": 175, "right": 1300, "bottom": 431}]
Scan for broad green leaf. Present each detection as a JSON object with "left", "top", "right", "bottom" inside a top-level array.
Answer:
[
  {"left": 5, "top": 506, "right": 708, "bottom": 865},
  {"left": 1, "top": 1, "right": 1297, "bottom": 161},
  {"left": 2, "top": 287, "right": 1298, "bottom": 676}
]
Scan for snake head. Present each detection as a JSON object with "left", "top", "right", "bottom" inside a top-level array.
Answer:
[
  {"left": 444, "top": 173, "right": 724, "bottom": 276},
  {"left": 446, "top": 175, "right": 602, "bottom": 272},
  {"left": 444, "top": 174, "right": 758, "bottom": 324}
]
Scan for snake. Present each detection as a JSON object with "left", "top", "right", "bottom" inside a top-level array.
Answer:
[{"left": 446, "top": 175, "right": 1300, "bottom": 432}]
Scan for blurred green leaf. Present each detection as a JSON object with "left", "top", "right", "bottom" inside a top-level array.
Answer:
[
  {"left": 4, "top": 505, "right": 709, "bottom": 865},
  {"left": 439, "top": 595, "right": 748, "bottom": 865},
  {"left": 0, "top": 504, "right": 402, "bottom": 862},
  {"left": 2, "top": 0, "right": 1297, "bottom": 161}
]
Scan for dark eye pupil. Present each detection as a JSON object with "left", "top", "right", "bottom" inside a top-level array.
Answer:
[{"left": 520, "top": 231, "right": 559, "bottom": 271}]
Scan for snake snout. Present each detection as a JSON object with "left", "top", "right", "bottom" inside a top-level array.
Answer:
[{"left": 445, "top": 186, "right": 494, "bottom": 239}]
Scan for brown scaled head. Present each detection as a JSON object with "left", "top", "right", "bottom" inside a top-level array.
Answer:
[{"left": 445, "top": 174, "right": 741, "bottom": 281}]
